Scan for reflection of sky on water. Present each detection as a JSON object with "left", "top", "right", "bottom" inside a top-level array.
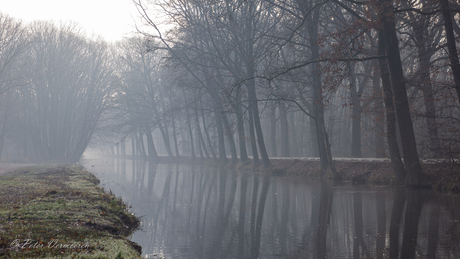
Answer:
[{"left": 84, "top": 157, "right": 460, "bottom": 259}]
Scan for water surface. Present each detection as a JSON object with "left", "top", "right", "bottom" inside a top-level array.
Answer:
[{"left": 84, "top": 158, "right": 460, "bottom": 259}]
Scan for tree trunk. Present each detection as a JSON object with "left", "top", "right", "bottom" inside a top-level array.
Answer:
[
  {"left": 136, "top": 131, "right": 147, "bottom": 159},
  {"left": 0, "top": 123, "right": 6, "bottom": 161},
  {"left": 350, "top": 62, "right": 362, "bottom": 158},
  {"left": 195, "top": 107, "right": 209, "bottom": 158},
  {"left": 378, "top": 30, "right": 406, "bottom": 184},
  {"left": 289, "top": 110, "right": 298, "bottom": 156},
  {"left": 248, "top": 104, "right": 260, "bottom": 165},
  {"left": 377, "top": 0, "right": 426, "bottom": 187},
  {"left": 209, "top": 88, "right": 237, "bottom": 162},
  {"left": 179, "top": 119, "right": 188, "bottom": 155},
  {"left": 420, "top": 61, "right": 442, "bottom": 158},
  {"left": 235, "top": 88, "right": 248, "bottom": 161},
  {"left": 373, "top": 62, "right": 386, "bottom": 158},
  {"left": 131, "top": 135, "right": 136, "bottom": 157},
  {"left": 215, "top": 111, "right": 227, "bottom": 164},
  {"left": 270, "top": 105, "right": 278, "bottom": 157},
  {"left": 184, "top": 103, "right": 196, "bottom": 159},
  {"left": 280, "top": 103, "right": 290, "bottom": 157},
  {"left": 439, "top": 0, "right": 460, "bottom": 104},
  {"left": 0, "top": 95, "right": 11, "bottom": 161},
  {"left": 121, "top": 140, "right": 126, "bottom": 157},
  {"left": 246, "top": 75, "right": 270, "bottom": 167},
  {"left": 201, "top": 107, "right": 216, "bottom": 159},
  {"left": 142, "top": 80, "right": 173, "bottom": 158},
  {"left": 171, "top": 114, "right": 180, "bottom": 157},
  {"left": 221, "top": 109, "right": 238, "bottom": 162},
  {"left": 145, "top": 128, "right": 159, "bottom": 161},
  {"left": 300, "top": 112, "right": 306, "bottom": 156},
  {"left": 195, "top": 115, "right": 204, "bottom": 158},
  {"left": 157, "top": 123, "right": 174, "bottom": 158},
  {"left": 311, "top": 30, "right": 337, "bottom": 177},
  {"left": 310, "top": 116, "right": 319, "bottom": 157},
  {"left": 240, "top": 0, "right": 270, "bottom": 167},
  {"left": 416, "top": 44, "right": 442, "bottom": 157},
  {"left": 298, "top": 1, "right": 338, "bottom": 177}
]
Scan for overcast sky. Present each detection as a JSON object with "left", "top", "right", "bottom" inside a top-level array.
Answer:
[{"left": 0, "top": 0, "right": 142, "bottom": 42}]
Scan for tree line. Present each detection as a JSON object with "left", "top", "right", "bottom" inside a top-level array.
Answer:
[
  {"left": 0, "top": 15, "right": 115, "bottom": 163},
  {"left": 126, "top": 0, "right": 459, "bottom": 187},
  {"left": 1, "top": 0, "right": 459, "bottom": 187}
]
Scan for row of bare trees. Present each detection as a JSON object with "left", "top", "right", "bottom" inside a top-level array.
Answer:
[{"left": 115, "top": 0, "right": 460, "bottom": 187}]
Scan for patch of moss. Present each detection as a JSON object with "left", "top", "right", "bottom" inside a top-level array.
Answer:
[{"left": 0, "top": 164, "right": 141, "bottom": 258}]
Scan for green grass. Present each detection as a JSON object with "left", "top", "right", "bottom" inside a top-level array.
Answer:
[{"left": 0, "top": 164, "right": 141, "bottom": 258}]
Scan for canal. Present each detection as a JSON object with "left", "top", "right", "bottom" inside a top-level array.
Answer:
[{"left": 83, "top": 157, "right": 460, "bottom": 259}]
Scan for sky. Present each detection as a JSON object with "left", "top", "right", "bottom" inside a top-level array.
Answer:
[{"left": 0, "top": 0, "right": 143, "bottom": 42}]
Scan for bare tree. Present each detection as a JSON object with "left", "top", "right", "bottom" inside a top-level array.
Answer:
[
  {"left": 116, "top": 37, "right": 175, "bottom": 159},
  {"left": 374, "top": 0, "right": 427, "bottom": 186},
  {"left": 0, "top": 14, "right": 28, "bottom": 160},
  {"left": 0, "top": 14, "right": 28, "bottom": 96},
  {"left": 134, "top": 0, "right": 284, "bottom": 166},
  {"left": 439, "top": 0, "right": 460, "bottom": 103}
]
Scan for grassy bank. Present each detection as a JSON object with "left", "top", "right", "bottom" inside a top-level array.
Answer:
[{"left": 0, "top": 165, "right": 141, "bottom": 258}]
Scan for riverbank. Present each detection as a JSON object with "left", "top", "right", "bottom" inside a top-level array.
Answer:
[
  {"left": 147, "top": 156, "right": 460, "bottom": 192},
  {"left": 0, "top": 164, "right": 141, "bottom": 258},
  {"left": 265, "top": 159, "right": 459, "bottom": 191},
  {"left": 248, "top": 158, "right": 460, "bottom": 192}
]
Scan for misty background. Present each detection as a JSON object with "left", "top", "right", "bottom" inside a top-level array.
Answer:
[
  {"left": 0, "top": 0, "right": 459, "bottom": 185},
  {"left": 2, "top": 1, "right": 460, "bottom": 257}
]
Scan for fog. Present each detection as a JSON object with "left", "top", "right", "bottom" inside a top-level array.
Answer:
[
  {"left": 1, "top": 1, "right": 460, "bottom": 187},
  {"left": 2, "top": 1, "right": 460, "bottom": 258}
]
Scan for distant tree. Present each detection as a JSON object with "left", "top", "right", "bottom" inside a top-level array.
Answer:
[
  {"left": 134, "top": 0, "right": 283, "bottom": 167},
  {"left": 0, "top": 90, "right": 18, "bottom": 160},
  {"left": 263, "top": 0, "right": 341, "bottom": 177},
  {"left": 116, "top": 37, "right": 175, "bottom": 159},
  {"left": 0, "top": 13, "right": 28, "bottom": 96},
  {"left": 19, "top": 22, "right": 115, "bottom": 163},
  {"left": 0, "top": 14, "right": 29, "bottom": 160}
]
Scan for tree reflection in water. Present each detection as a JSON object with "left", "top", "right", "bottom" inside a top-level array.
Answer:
[{"left": 87, "top": 161, "right": 460, "bottom": 259}]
